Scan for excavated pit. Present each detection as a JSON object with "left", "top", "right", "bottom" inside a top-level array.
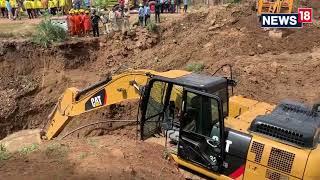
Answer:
[
  {"left": 0, "top": 25, "right": 161, "bottom": 140},
  {"left": 1, "top": 4, "right": 320, "bottom": 141},
  {"left": 1, "top": 4, "right": 320, "bottom": 179}
]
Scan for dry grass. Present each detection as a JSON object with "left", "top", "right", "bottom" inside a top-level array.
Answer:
[
  {"left": 45, "top": 143, "right": 69, "bottom": 158},
  {"left": 0, "top": 22, "right": 37, "bottom": 38}
]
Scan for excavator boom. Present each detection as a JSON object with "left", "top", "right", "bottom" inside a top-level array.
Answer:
[{"left": 43, "top": 69, "right": 190, "bottom": 140}]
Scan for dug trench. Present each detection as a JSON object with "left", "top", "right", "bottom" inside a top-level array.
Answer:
[{"left": 0, "top": 3, "right": 320, "bottom": 179}]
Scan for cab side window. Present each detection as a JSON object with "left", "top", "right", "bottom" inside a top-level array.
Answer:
[{"left": 182, "top": 91, "right": 220, "bottom": 138}]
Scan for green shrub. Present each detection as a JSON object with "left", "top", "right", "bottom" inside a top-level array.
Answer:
[
  {"left": 32, "top": 19, "right": 67, "bottom": 48},
  {"left": 0, "top": 144, "right": 11, "bottom": 161},
  {"left": 185, "top": 62, "right": 205, "bottom": 73},
  {"left": 146, "top": 21, "right": 159, "bottom": 33},
  {"left": 18, "top": 143, "right": 39, "bottom": 156}
]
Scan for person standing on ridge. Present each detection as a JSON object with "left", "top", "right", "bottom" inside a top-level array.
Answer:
[
  {"left": 24, "top": 0, "right": 33, "bottom": 19},
  {"left": 170, "top": 0, "right": 175, "bottom": 13},
  {"left": 91, "top": 10, "right": 101, "bottom": 37},
  {"left": 9, "top": 0, "right": 17, "bottom": 19},
  {"left": 0, "top": 0, "right": 6, "bottom": 18},
  {"left": 138, "top": 3, "right": 144, "bottom": 26},
  {"left": 160, "top": 0, "right": 163, "bottom": 13},
  {"left": 5, "top": 0, "right": 12, "bottom": 19},
  {"left": 176, "top": 0, "right": 181, "bottom": 13},
  {"left": 164, "top": 0, "right": 168, "bottom": 12},
  {"left": 79, "top": 9, "right": 85, "bottom": 36},
  {"left": 155, "top": 0, "right": 161, "bottom": 23},
  {"left": 118, "top": 0, "right": 124, "bottom": 12},
  {"left": 183, "top": 0, "right": 187, "bottom": 13},
  {"left": 122, "top": 7, "right": 130, "bottom": 33},
  {"left": 74, "top": 10, "right": 81, "bottom": 36},
  {"left": 144, "top": 3, "right": 150, "bottom": 26},
  {"left": 68, "top": 10, "right": 76, "bottom": 36},
  {"left": 83, "top": 10, "right": 91, "bottom": 36},
  {"left": 108, "top": 8, "right": 116, "bottom": 32}
]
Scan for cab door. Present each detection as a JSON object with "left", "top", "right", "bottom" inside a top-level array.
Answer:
[
  {"left": 178, "top": 88, "right": 225, "bottom": 172},
  {"left": 140, "top": 80, "right": 169, "bottom": 140}
]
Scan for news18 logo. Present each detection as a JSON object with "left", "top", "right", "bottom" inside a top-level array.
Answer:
[{"left": 261, "top": 8, "right": 313, "bottom": 28}]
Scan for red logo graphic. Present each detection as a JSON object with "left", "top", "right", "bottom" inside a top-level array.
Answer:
[{"left": 298, "top": 8, "right": 313, "bottom": 23}]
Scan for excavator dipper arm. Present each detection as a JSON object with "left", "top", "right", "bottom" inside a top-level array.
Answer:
[{"left": 43, "top": 70, "right": 154, "bottom": 140}]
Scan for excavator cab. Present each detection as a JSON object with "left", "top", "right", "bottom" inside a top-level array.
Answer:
[{"left": 139, "top": 73, "right": 232, "bottom": 172}]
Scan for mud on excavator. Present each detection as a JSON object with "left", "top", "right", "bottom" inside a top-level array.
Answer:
[{"left": 42, "top": 69, "right": 320, "bottom": 179}]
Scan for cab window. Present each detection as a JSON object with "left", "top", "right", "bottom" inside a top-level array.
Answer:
[
  {"left": 145, "top": 81, "right": 167, "bottom": 119},
  {"left": 182, "top": 91, "right": 220, "bottom": 138}
]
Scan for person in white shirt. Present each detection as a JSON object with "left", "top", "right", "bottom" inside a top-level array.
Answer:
[
  {"left": 144, "top": 3, "right": 150, "bottom": 26},
  {"left": 122, "top": 8, "right": 130, "bottom": 33},
  {"left": 138, "top": 4, "right": 144, "bottom": 26},
  {"left": 183, "top": 0, "right": 188, "bottom": 13},
  {"left": 109, "top": 8, "right": 117, "bottom": 31}
]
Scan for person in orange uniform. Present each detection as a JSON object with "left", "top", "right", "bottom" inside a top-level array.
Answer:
[
  {"left": 79, "top": 9, "right": 85, "bottom": 36},
  {"left": 74, "top": 10, "right": 81, "bottom": 36},
  {"left": 83, "top": 10, "right": 91, "bottom": 36},
  {"left": 68, "top": 10, "right": 75, "bottom": 36}
]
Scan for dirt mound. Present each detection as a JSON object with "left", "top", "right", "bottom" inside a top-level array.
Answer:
[
  {"left": 127, "top": 4, "right": 320, "bottom": 104},
  {"left": 132, "top": 4, "right": 320, "bottom": 68},
  {"left": 0, "top": 135, "right": 183, "bottom": 180},
  {"left": 0, "top": 129, "right": 41, "bottom": 152}
]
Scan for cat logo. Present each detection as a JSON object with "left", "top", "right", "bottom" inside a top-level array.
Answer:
[
  {"left": 91, "top": 96, "right": 103, "bottom": 108},
  {"left": 85, "top": 89, "right": 107, "bottom": 111}
]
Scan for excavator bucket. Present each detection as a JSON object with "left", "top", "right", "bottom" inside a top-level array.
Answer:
[{"left": 43, "top": 87, "right": 79, "bottom": 140}]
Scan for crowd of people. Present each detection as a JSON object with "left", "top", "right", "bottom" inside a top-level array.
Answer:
[
  {"left": 1, "top": 0, "right": 189, "bottom": 38},
  {"left": 67, "top": 7, "right": 131, "bottom": 38},
  {"left": 138, "top": 0, "right": 188, "bottom": 25},
  {"left": 156, "top": 0, "right": 188, "bottom": 14},
  {"left": 0, "top": 0, "right": 188, "bottom": 21},
  {"left": 67, "top": 0, "right": 189, "bottom": 38},
  {"left": 0, "top": 0, "right": 68, "bottom": 20}
]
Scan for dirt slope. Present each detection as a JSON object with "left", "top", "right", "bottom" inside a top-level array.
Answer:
[
  {"left": 127, "top": 4, "right": 320, "bottom": 104},
  {"left": 0, "top": 132, "right": 183, "bottom": 180}
]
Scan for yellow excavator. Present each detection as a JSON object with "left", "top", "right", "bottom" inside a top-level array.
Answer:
[
  {"left": 257, "top": 0, "right": 294, "bottom": 15},
  {"left": 42, "top": 68, "right": 320, "bottom": 179}
]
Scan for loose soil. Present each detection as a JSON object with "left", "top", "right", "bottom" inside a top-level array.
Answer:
[
  {"left": 0, "top": 3, "right": 320, "bottom": 179},
  {"left": 0, "top": 132, "right": 183, "bottom": 180}
]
